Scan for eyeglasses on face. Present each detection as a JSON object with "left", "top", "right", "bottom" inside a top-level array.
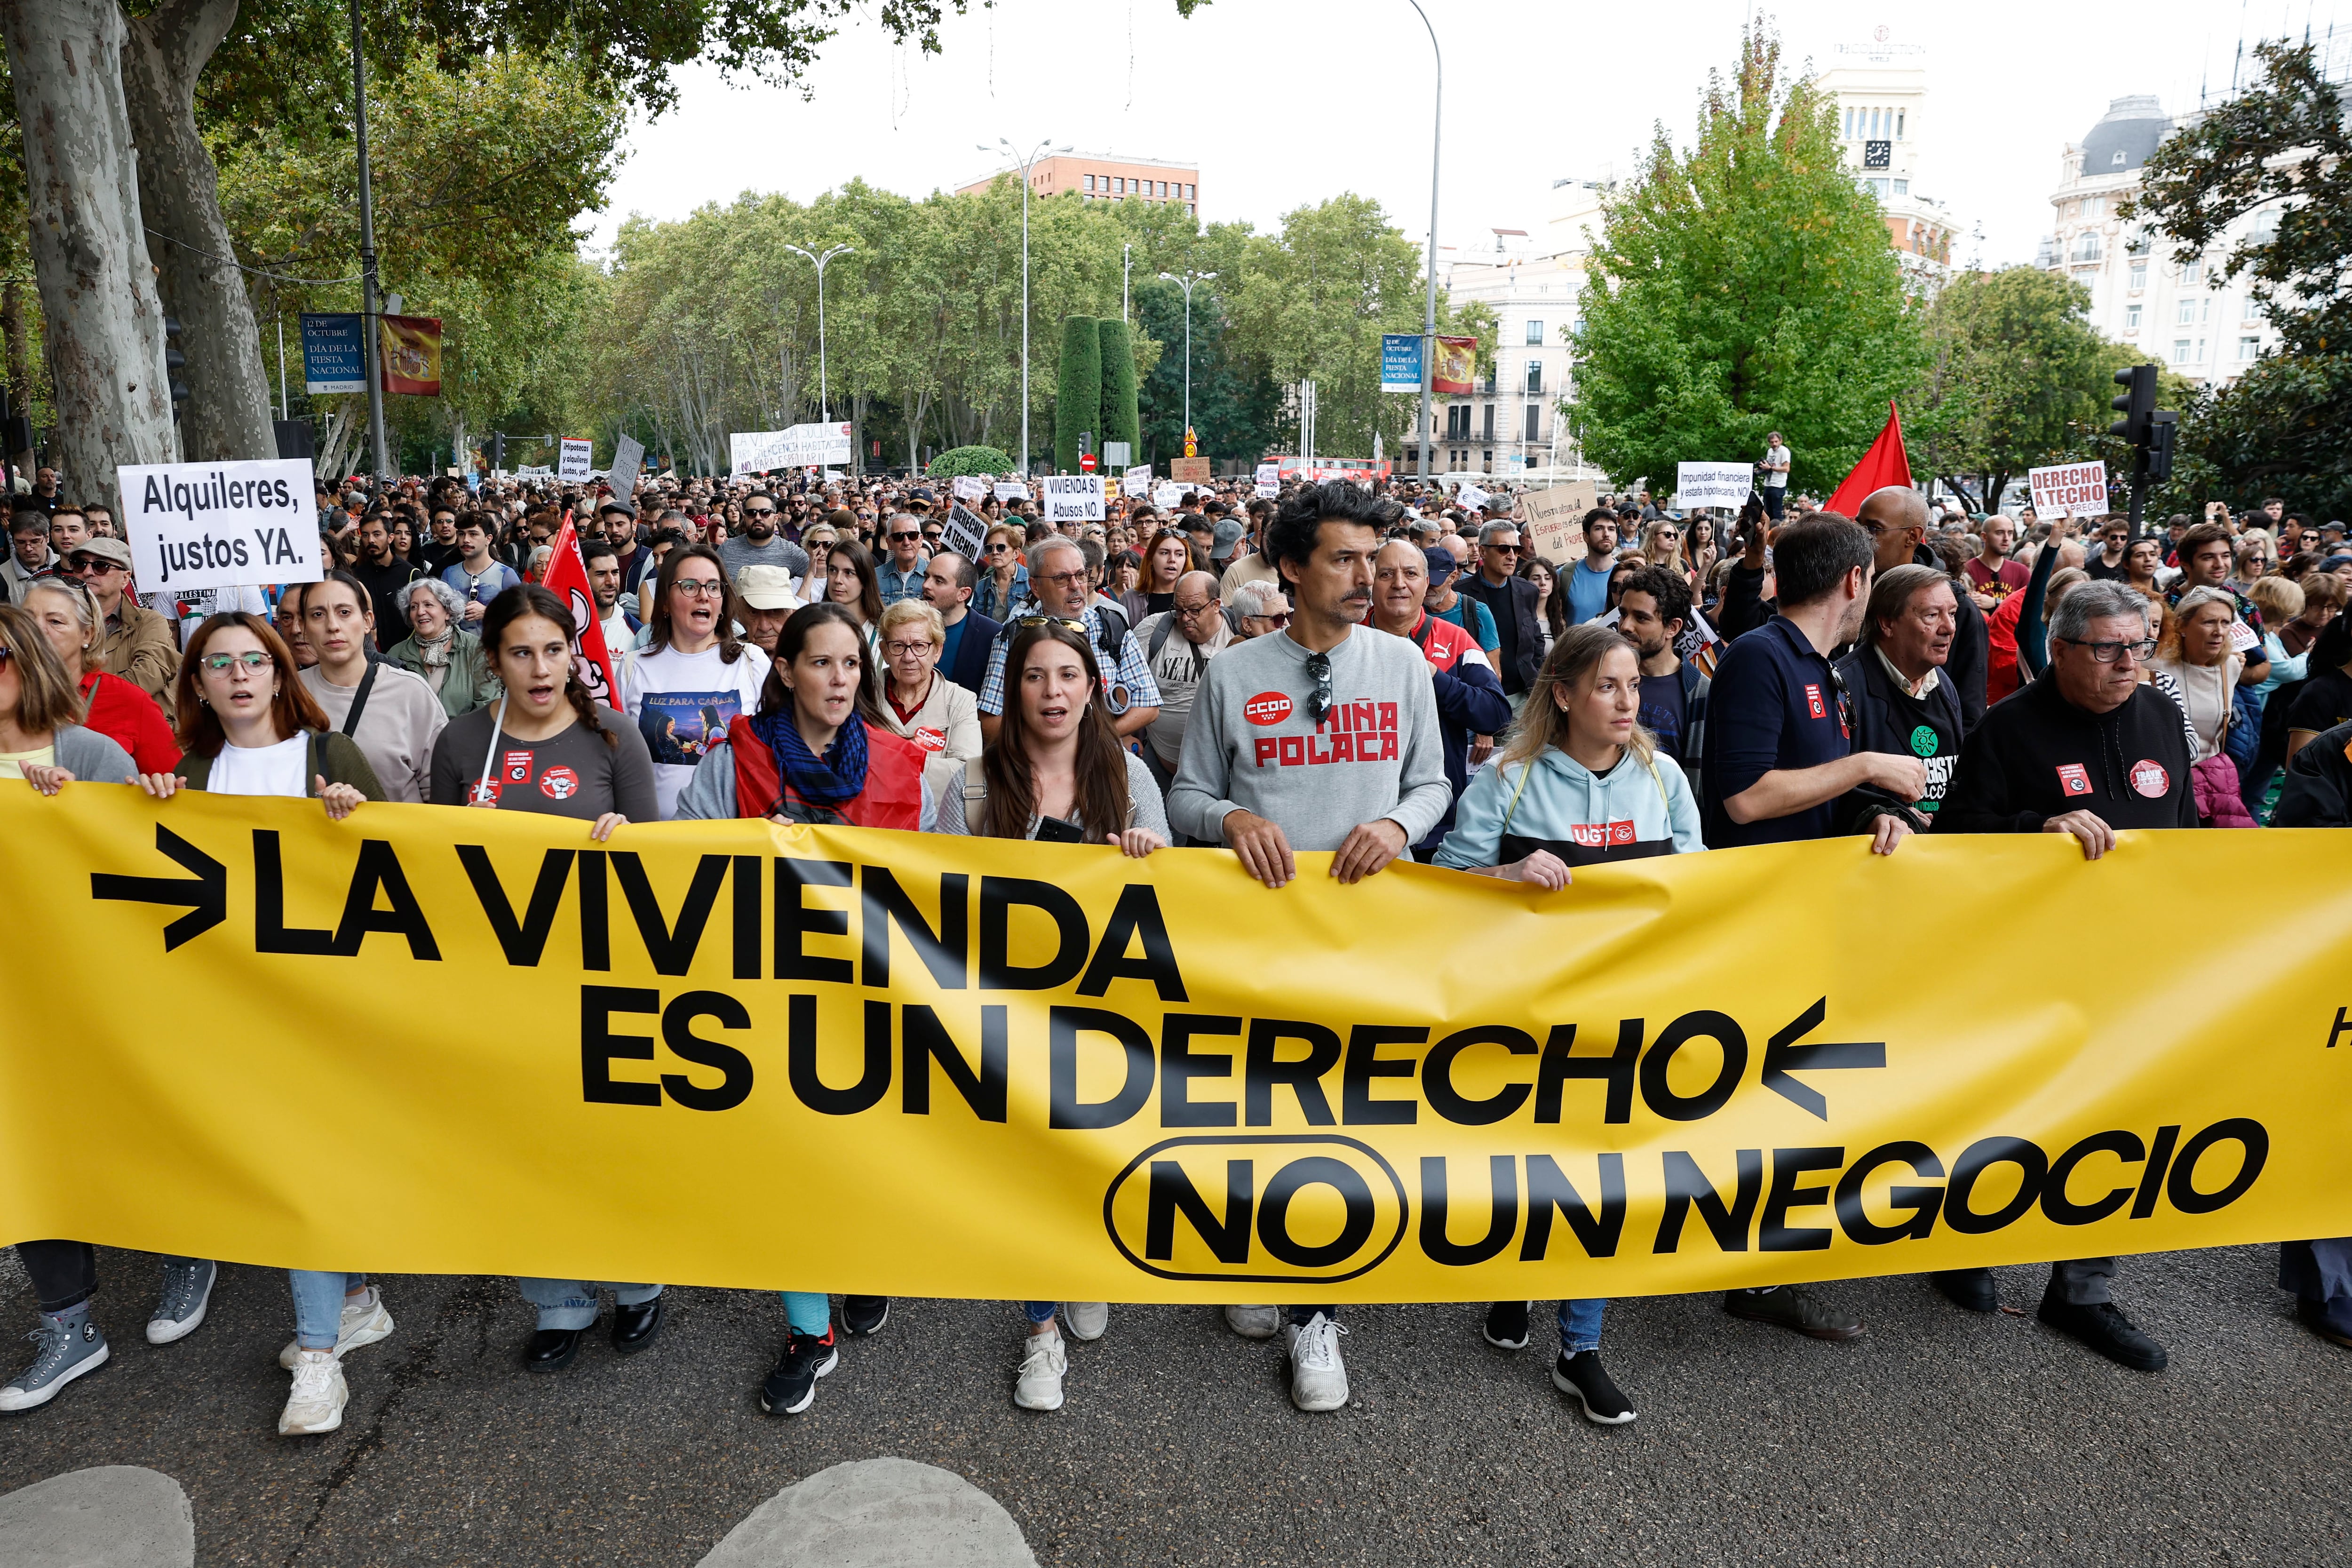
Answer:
[
  {"left": 2058, "top": 636, "right": 2157, "bottom": 663},
  {"left": 201, "top": 651, "right": 274, "bottom": 673},
  {"left": 889, "top": 531, "right": 921, "bottom": 543},
  {"left": 883, "top": 639, "right": 936, "bottom": 659},
  {"left": 744, "top": 506, "right": 777, "bottom": 518},
  {"left": 1036, "top": 568, "right": 1089, "bottom": 589},
  {"left": 671, "top": 579, "right": 726, "bottom": 599},
  {"left": 66, "top": 555, "right": 122, "bottom": 574}
]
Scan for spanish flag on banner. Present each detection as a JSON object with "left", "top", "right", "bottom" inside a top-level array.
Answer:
[
  {"left": 378, "top": 313, "right": 443, "bottom": 396},
  {"left": 1431, "top": 335, "right": 1477, "bottom": 396}
]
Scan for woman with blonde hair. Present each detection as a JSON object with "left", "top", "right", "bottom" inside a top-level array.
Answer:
[
  {"left": 1433, "top": 622, "right": 1704, "bottom": 1427},
  {"left": 874, "top": 598, "right": 981, "bottom": 800},
  {"left": 1639, "top": 520, "right": 1695, "bottom": 586}
]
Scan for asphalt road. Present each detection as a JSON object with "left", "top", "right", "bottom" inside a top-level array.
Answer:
[{"left": 0, "top": 1244, "right": 2345, "bottom": 1565}]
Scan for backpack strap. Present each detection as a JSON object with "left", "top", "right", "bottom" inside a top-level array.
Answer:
[
  {"left": 1149, "top": 613, "right": 1176, "bottom": 660},
  {"left": 339, "top": 658, "right": 381, "bottom": 739},
  {"left": 1497, "top": 759, "right": 1534, "bottom": 838}
]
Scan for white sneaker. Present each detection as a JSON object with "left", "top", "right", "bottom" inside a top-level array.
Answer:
[
  {"left": 278, "top": 1291, "right": 395, "bottom": 1369},
  {"left": 278, "top": 1351, "right": 348, "bottom": 1436},
  {"left": 1013, "top": 1330, "right": 1067, "bottom": 1410},
  {"left": 1224, "top": 1304, "right": 1281, "bottom": 1339},
  {"left": 1283, "top": 1313, "right": 1351, "bottom": 1412},
  {"left": 1062, "top": 1302, "right": 1109, "bottom": 1342}
]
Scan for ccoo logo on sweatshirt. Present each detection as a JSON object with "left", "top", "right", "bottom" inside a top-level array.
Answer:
[{"left": 1243, "top": 692, "right": 1294, "bottom": 725}]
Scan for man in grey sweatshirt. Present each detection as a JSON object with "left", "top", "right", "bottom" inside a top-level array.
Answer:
[{"left": 1166, "top": 478, "right": 1452, "bottom": 1415}]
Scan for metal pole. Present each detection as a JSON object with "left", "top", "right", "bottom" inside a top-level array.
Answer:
[
  {"left": 1183, "top": 281, "right": 1192, "bottom": 436},
  {"left": 1405, "top": 0, "right": 1442, "bottom": 480},
  {"left": 1123, "top": 244, "right": 1131, "bottom": 323},
  {"left": 983, "top": 141, "right": 1066, "bottom": 473},
  {"left": 350, "top": 0, "right": 389, "bottom": 481},
  {"left": 815, "top": 261, "right": 829, "bottom": 421}
]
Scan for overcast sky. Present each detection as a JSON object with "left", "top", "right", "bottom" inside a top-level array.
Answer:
[{"left": 590, "top": 0, "right": 2352, "bottom": 271}]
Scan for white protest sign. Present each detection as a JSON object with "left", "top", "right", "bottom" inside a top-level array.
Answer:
[
  {"left": 1255, "top": 462, "right": 1279, "bottom": 486},
  {"left": 2027, "top": 462, "right": 2109, "bottom": 518},
  {"left": 1125, "top": 464, "right": 1153, "bottom": 491},
  {"left": 952, "top": 475, "right": 988, "bottom": 502},
  {"left": 729, "top": 422, "right": 856, "bottom": 476},
  {"left": 1674, "top": 462, "right": 1755, "bottom": 510},
  {"left": 1255, "top": 481, "right": 1279, "bottom": 499},
  {"left": 940, "top": 502, "right": 990, "bottom": 561},
  {"left": 514, "top": 465, "right": 553, "bottom": 479},
  {"left": 607, "top": 433, "right": 645, "bottom": 500},
  {"left": 117, "top": 459, "right": 322, "bottom": 594},
  {"left": 557, "top": 438, "right": 594, "bottom": 482},
  {"left": 994, "top": 482, "right": 1031, "bottom": 503},
  {"left": 1458, "top": 484, "right": 1492, "bottom": 512},
  {"left": 1153, "top": 484, "right": 1184, "bottom": 509},
  {"left": 1042, "top": 474, "right": 1106, "bottom": 523}
]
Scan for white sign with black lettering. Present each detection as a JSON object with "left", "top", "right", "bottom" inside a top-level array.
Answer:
[
  {"left": 1674, "top": 462, "right": 1755, "bottom": 510},
  {"left": 1125, "top": 464, "right": 1152, "bottom": 491},
  {"left": 558, "top": 438, "right": 594, "bottom": 482},
  {"left": 952, "top": 475, "right": 988, "bottom": 501},
  {"left": 117, "top": 459, "right": 322, "bottom": 593},
  {"left": 2028, "top": 461, "right": 2108, "bottom": 518},
  {"left": 729, "top": 422, "right": 856, "bottom": 476},
  {"left": 940, "top": 502, "right": 990, "bottom": 561},
  {"left": 1042, "top": 474, "right": 1106, "bottom": 523},
  {"left": 993, "top": 482, "right": 1031, "bottom": 503}
]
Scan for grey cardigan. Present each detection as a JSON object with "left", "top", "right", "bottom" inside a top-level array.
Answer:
[{"left": 55, "top": 724, "right": 136, "bottom": 783}]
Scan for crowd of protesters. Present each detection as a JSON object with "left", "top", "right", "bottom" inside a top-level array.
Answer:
[{"left": 2, "top": 451, "right": 2348, "bottom": 1435}]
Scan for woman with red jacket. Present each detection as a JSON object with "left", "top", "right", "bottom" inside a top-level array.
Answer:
[
  {"left": 674, "top": 600, "right": 956, "bottom": 1418},
  {"left": 20, "top": 577, "right": 180, "bottom": 773}
]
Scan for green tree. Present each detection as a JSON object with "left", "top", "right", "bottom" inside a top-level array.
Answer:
[
  {"left": 1567, "top": 24, "right": 1923, "bottom": 495},
  {"left": 2125, "top": 37, "right": 2352, "bottom": 514},
  {"left": 1098, "top": 317, "right": 1140, "bottom": 461},
  {"left": 1054, "top": 316, "right": 1101, "bottom": 475},
  {"left": 1906, "top": 267, "right": 2134, "bottom": 511}
]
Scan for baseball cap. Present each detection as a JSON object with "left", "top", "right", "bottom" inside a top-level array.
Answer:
[
  {"left": 1211, "top": 517, "right": 1246, "bottom": 561},
  {"left": 1422, "top": 546, "right": 1457, "bottom": 583},
  {"left": 734, "top": 565, "right": 803, "bottom": 611}
]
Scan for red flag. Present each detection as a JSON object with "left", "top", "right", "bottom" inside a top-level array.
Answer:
[
  {"left": 1822, "top": 401, "right": 1912, "bottom": 517},
  {"left": 539, "top": 519, "right": 622, "bottom": 711}
]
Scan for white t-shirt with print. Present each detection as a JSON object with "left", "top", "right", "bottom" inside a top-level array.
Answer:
[{"left": 620, "top": 640, "right": 774, "bottom": 819}]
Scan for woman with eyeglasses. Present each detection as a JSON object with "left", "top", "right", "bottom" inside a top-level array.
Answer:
[
  {"left": 134, "top": 611, "right": 395, "bottom": 1436},
  {"left": 1640, "top": 520, "right": 1692, "bottom": 586},
  {"left": 20, "top": 578, "right": 180, "bottom": 773},
  {"left": 675, "top": 601, "right": 953, "bottom": 1415},
  {"left": 1434, "top": 623, "right": 1704, "bottom": 1426},
  {"left": 874, "top": 599, "right": 982, "bottom": 799},
  {"left": 953, "top": 620, "right": 1165, "bottom": 1412},
  {"left": 618, "top": 543, "right": 772, "bottom": 819}
]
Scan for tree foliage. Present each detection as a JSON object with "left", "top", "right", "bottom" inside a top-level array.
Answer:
[
  {"left": 1097, "top": 316, "right": 1140, "bottom": 458},
  {"left": 2125, "top": 37, "right": 2352, "bottom": 515},
  {"left": 1567, "top": 24, "right": 1923, "bottom": 494},
  {"left": 1905, "top": 267, "right": 2135, "bottom": 511},
  {"left": 926, "top": 444, "right": 1014, "bottom": 478},
  {"left": 1055, "top": 316, "right": 1101, "bottom": 475}
]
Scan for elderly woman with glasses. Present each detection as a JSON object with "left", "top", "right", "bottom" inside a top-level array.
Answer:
[
  {"left": 385, "top": 577, "right": 499, "bottom": 717},
  {"left": 874, "top": 598, "right": 982, "bottom": 800}
]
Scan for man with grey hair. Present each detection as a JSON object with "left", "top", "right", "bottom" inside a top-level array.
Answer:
[
  {"left": 974, "top": 535, "right": 1159, "bottom": 743},
  {"left": 1855, "top": 484, "right": 1988, "bottom": 729},
  {"left": 876, "top": 512, "right": 929, "bottom": 607},
  {"left": 1934, "top": 575, "right": 2192, "bottom": 1371},
  {"left": 1225, "top": 579, "right": 1290, "bottom": 639},
  {"left": 1457, "top": 517, "right": 1542, "bottom": 705}
]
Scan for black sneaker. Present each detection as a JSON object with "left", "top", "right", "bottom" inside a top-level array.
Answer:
[
  {"left": 1552, "top": 1350, "right": 1636, "bottom": 1424},
  {"left": 1482, "top": 1300, "right": 1530, "bottom": 1350},
  {"left": 841, "top": 1296, "right": 890, "bottom": 1337},
  {"left": 2037, "top": 1293, "right": 2166, "bottom": 1371},
  {"left": 2297, "top": 1296, "right": 2352, "bottom": 1349},
  {"left": 1723, "top": 1285, "right": 1865, "bottom": 1341},
  {"left": 758, "top": 1329, "right": 839, "bottom": 1415},
  {"left": 1931, "top": 1268, "right": 1998, "bottom": 1313}
]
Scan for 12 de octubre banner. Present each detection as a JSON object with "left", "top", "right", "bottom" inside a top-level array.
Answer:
[{"left": 3, "top": 788, "right": 2349, "bottom": 1304}]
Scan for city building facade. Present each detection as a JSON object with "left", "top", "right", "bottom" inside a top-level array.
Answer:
[
  {"left": 956, "top": 153, "right": 1198, "bottom": 215},
  {"left": 1818, "top": 29, "right": 1965, "bottom": 293},
  {"left": 2037, "top": 95, "right": 2283, "bottom": 389}
]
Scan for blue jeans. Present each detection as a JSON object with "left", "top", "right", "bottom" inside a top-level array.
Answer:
[
  {"left": 779, "top": 1291, "right": 831, "bottom": 1337},
  {"left": 1022, "top": 1302, "right": 1059, "bottom": 1325},
  {"left": 518, "top": 1278, "right": 664, "bottom": 1331},
  {"left": 289, "top": 1271, "right": 366, "bottom": 1351},
  {"left": 1557, "top": 1298, "right": 1606, "bottom": 1354}
]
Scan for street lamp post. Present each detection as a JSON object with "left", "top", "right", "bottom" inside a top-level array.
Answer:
[
  {"left": 781, "top": 242, "right": 854, "bottom": 422},
  {"left": 349, "top": 0, "right": 391, "bottom": 481},
  {"left": 1404, "top": 0, "right": 1442, "bottom": 480},
  {"left": 1158, "top": 270, "right": 1216, "bottom": 443},
  {"left": 979, "top": 138, "right": 1071, "bottom": 474}
]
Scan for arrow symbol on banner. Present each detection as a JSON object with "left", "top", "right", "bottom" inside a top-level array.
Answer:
[
  {"left": 1761, "top": 998, "right": 1884, "bottom": 1120},
  {"left": 91, "top": 824, "right": 227, "bottom": 951}
]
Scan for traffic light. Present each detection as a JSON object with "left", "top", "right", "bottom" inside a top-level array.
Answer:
[
  {"left": 2146, "top": 411, "right": 2177, "bottom": 484},
  {"left": 163, "top": 316, "right": 190, "bottom": 411},
  {"left": 2109, "top": 364, "right": 2156, "bottom": 445},
  {"left": 488, "top": 431, "right": 507, "bottom": 471}
]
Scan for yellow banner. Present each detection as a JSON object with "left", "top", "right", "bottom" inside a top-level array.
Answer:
[{"left": 4, "top": 788, "right": 2349, "bottom": 1303}]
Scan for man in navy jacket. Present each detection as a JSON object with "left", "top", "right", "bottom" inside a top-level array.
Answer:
[{"left": 922, "top": 551, "right": 1002, "bottom": 695}]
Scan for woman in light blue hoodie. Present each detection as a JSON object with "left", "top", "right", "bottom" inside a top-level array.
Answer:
[{"left": 1434, "top": 623, "right": 1704, "bottom": 1425}]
